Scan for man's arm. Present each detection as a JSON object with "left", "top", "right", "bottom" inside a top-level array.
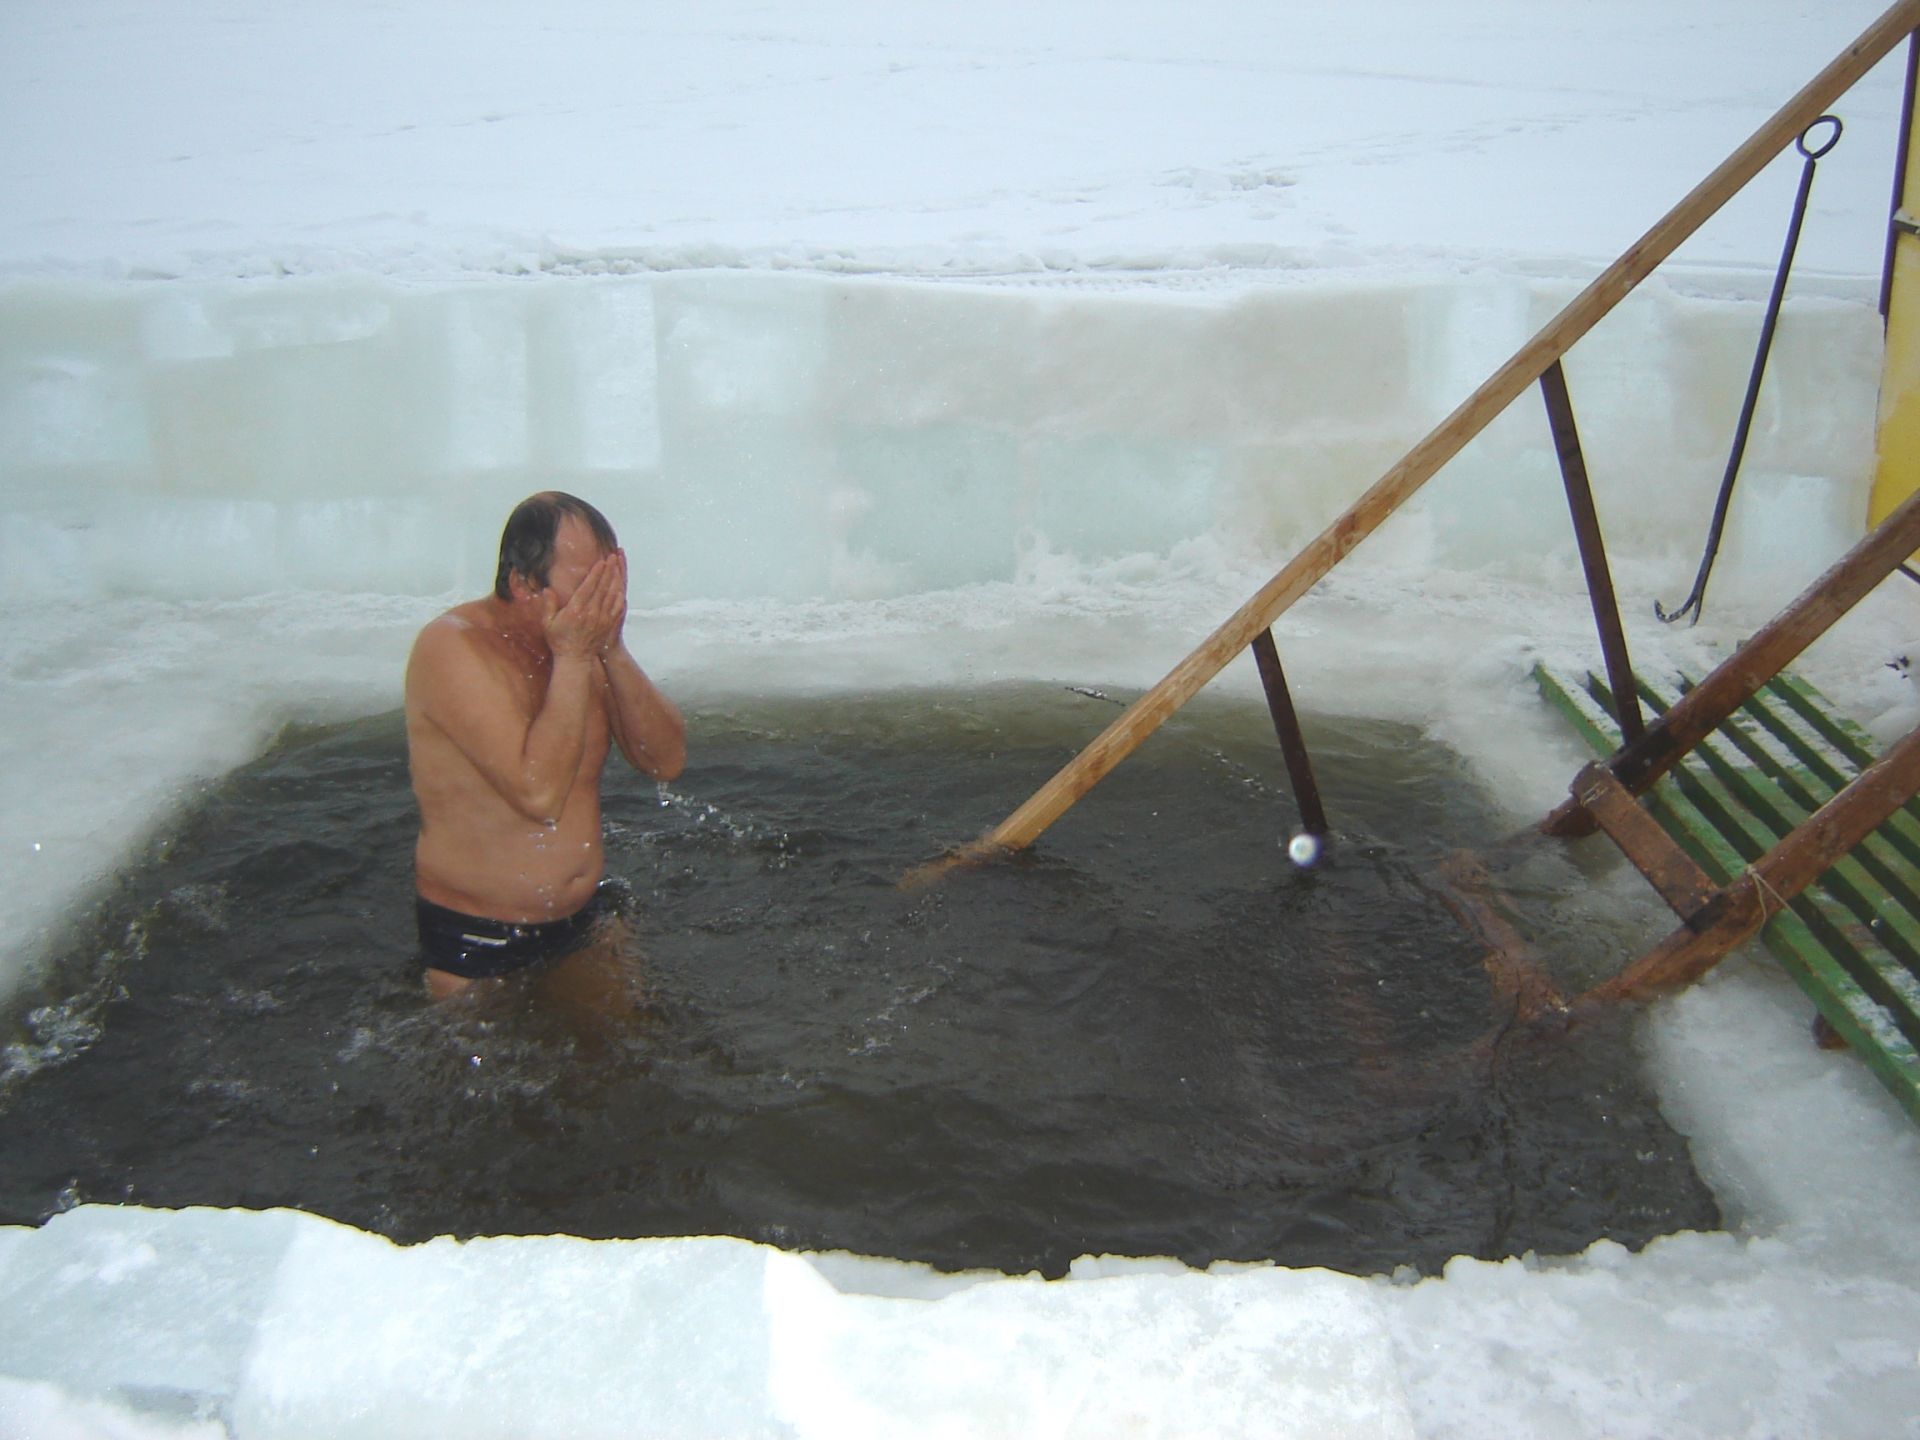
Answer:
[
  {"left": 598, "top": 548, "right": 687, "bottom": 781},
  {"left": 602, "top": 645, "right": 687, "bottom": 781},
  {"left": 411, "top": 634, "right": 600, "bottom": 824},
  {"left": 409, "top": 560, "right": 625, "bottom": 823}
]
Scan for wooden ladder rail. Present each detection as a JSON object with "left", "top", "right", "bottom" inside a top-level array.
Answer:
[
  {"left": 1543, "top": 489, "right": 1920, "bottom": 1007},
  {"left": 1582, "top": 716, "right": 1920, "bottom": 1003},
  {"left": 913, "top": 0, "right": 1920, "bottom": 879},
  {"left": 1544, "top": 484, "right": 1920, "bottom": 840}
]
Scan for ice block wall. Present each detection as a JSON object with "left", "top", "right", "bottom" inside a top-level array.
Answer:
[{"left": 0, "top": 270, "right": 1885, "bottom": 608}]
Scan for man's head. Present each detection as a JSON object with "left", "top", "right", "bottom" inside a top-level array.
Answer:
[{"left": 494, "top": 492, "right": 618, "bottom": 602}]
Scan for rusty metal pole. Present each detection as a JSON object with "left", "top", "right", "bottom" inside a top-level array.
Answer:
[
  {"left": 1540, "top": 360, "right": 1646, "bottom": 744},
  {"left": 1250, "top": 628, "right": 1330, "bottom": 837}
]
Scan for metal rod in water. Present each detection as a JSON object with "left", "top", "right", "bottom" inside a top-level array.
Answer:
[
  {"left": 1540, "top": 360, "right": 1646, "bottom": 744},
  {"left": 1250, "top": 628, "right": 1330, "bottom": 839}
]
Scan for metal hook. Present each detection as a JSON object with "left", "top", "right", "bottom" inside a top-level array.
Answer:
[
  {"left": 1657, "top": 115, "right": 1842, "bottom": 627},
  {"left": 1798, "top": 115, "right": 1843, "bottom": 160}
]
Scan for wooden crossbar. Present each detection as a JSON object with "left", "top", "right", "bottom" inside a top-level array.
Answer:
[
  {"left": 1590, "top": 721, "right": 1920, "bottom": 1000},
  {"left": 1572, "top": 762, "right": 1718, "bottom": 919}
]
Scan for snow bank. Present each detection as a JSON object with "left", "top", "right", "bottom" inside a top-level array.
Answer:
[
  {"left": 0, "top": 1207, "right": 1414, "bottom": 1439},
  {"left": 0, "top": 267, "right": 1882, "bottom": 604},
  {"left": 0, "top": 0, "right": 1906, "bottom": 282}
]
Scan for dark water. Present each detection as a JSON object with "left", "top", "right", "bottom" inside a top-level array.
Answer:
[{"left": 0, "top": 686, "right": 1716, "bottom": 1276}]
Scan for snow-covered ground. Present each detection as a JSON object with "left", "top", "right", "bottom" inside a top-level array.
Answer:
[
  {"left": 3, "top": 0, "right": 1911, "bottom": 283},
  {"left": 2, "top": 2, "right": 1919, "bottom": 1436}
]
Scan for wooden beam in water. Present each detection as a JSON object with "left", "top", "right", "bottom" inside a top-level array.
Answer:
[
  {"left": 963, "top": 0, "right": 1920, "bottom": 861},
  {"left": 1431, "top": 851, "right": 1568, "bottom": 1023}
]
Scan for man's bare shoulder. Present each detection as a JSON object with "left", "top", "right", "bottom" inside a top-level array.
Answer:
[
  {"left": 407, "top": 602, "right": 506, "bottom": 697},
  {"left": 417, "top": 599, "right": 501, "bottom": 647}
]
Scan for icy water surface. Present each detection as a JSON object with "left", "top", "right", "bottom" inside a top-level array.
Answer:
[{"left": 0, "top": 686, "right": 1716, "bottom": 1276}]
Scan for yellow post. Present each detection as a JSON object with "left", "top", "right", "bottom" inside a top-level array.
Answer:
[{"left": 1870, "top": 49, "right": 1920, "bottom": 525}]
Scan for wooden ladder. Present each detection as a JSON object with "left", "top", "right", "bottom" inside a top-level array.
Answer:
[{"left": 1537, "top": 660, "right": 1920, "bottom": 1123}]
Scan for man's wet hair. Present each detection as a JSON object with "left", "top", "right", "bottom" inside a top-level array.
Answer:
[{"left": 494, "top": 492, "right": 618, "bottom": 600}]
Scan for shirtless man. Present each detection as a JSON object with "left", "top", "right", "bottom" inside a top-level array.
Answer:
[{"left": 405, "top": 492, "right": 686, "bottom": 998}]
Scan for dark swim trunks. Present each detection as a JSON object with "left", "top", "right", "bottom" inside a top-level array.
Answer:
[{"left": 416, "top": 883, "right": 616, "bottom": 979}]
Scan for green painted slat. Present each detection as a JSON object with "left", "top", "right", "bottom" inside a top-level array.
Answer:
[
  {"left": 1531, "top": 662, "right": 1920, "bottom": 1127},
  {"left": 1534, "top": 665, "right": 1622, "bottom": 759},
  {"left": 1642, "top": 678, "right": 1920, "bottom": 966},
  {"left": 1770, "top": 672, "right": 1920, "bottom": 833},
  {"left": 1740, "top": 683, "right": 1855, "bottom": 790},
  {"left": 1772, "top": 672, "right": 1881, "bottom": 767},
  {"left": 1739, "top": 680, "right": 1920, "bottom": 875},
  {"left": 1632, "top": 683, "right": 1920, "bottom": 1055},
  {"left": 1713, "top": 682, "right": 1920, "bottom": 987},
  {"left": 1697, "top": 727, "right": 1920, "bottom": 990},
  {"left": 1582, "top": 675, "right": 1745, "bottom": 883},
  {"left": 1540, "top": 666, "right": 1740, "bottom": 880}
]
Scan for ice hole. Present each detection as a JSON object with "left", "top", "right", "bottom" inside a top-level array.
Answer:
[{"left": 0, "top": 686, "right": 1716, "bottom": 1279}]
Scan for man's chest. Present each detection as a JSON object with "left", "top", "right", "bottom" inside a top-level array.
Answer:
[{"left": 499, "top": 659, "right": 613, "bottom": 749}]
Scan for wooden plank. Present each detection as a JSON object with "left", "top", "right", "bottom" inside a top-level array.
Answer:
[
  {"left": 1671, "top": 688, "right": 1920, "bottom": 982},
  {"left": 1656, "top": 740, "right": 1920, "bottom": 1047},
  {"left": 1753, "top": 719, "right": 1920, "bottom": 899},
  {"left": 1582, "top": 672, "right": 1747, "bottom": 878},
  {"left": 1570, "top": 762, "right": 1718, "bottom": 918},
  {"left": 961, "top": 0, "right": 1920, "bottom": 861},
  {"left": 1586, "top": 887, "right": 1767, "bottom": 1001},
  {"left": 1431, "top": 852, "right": 1568, "bottom": 1022},
  {"left": 1544, "top": 666, "right": 1744, "bottom": 882},
  {"left": 1770, "top": 673, "right": 1920, "bottom": 832}
]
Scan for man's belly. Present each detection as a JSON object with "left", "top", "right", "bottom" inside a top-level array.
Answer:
[{"left": 414, "top": 818, "right": 606, "bottom": 925}]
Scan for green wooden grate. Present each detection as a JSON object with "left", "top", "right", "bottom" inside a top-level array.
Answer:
[{"left": 1535, "top": 663, "right": 1920, "bottom": 1126}]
